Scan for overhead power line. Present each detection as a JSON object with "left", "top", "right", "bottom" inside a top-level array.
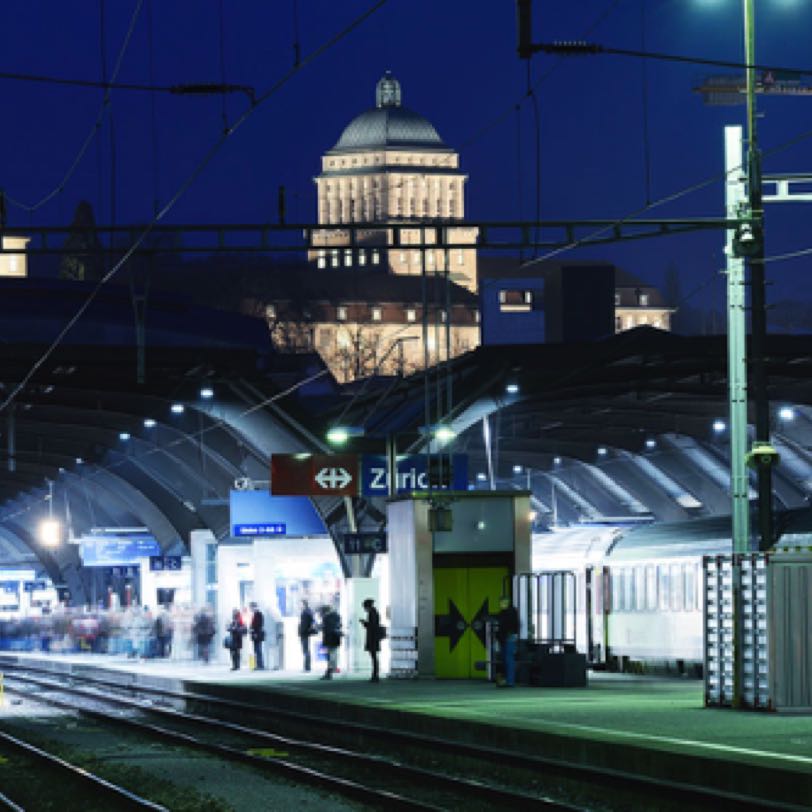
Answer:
[{"left": 538, "top": 41, "right": 812, "bottom": 80}]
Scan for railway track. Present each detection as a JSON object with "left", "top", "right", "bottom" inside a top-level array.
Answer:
[
  {"left": 1, "top": 668, "right": 571, "bottom": 811},
  {"left": 1, "top": 661, "right": 805, "bottom": 812},
  {"left": 0, "top": 727, "right": 168, "bottom": 811}
]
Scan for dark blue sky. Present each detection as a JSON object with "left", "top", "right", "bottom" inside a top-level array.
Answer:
[{"left": 3, "top": 1, "right": 812, "bottom": 315}]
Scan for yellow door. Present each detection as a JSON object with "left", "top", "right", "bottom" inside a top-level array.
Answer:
[
  {"left": 467, "top": 567, "right": 508, "bottom": 679},
  {"left": 434, "top": 567, "right": 470, "bottom": 678},
  {"left": 434, "top": 566, "right": 508, "bottom": 678}
]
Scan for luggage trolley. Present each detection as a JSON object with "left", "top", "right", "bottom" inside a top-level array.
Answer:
[{"left": 511, "top": 571, "right": 587, "bottom": 687}]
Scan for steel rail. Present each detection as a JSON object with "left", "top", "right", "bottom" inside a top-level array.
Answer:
[
  {"left": 0, "top": 728, "right": 168, "bottom": 811},
  {"left": 2, "top": 677, "right": 452, "bottom": 812},
  {"left": 2, "top": 661, "right": 803, "bottom": 812},
  {"left": 6, "top": 671, "right": 565, "bottom": 811}
]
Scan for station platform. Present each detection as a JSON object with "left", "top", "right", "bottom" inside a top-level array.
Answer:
[{"left": 2, "top": 651, "right": 811, "bottom": 809}]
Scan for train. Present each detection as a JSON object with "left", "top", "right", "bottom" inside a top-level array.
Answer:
[{"left": 526, "top": 508, "right": 812, "bottom": 677}]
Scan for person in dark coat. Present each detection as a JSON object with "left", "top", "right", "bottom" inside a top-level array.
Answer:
[
  {"left": 298, "top": 600, "right": 315, "bottom": 672},
  {"left": 249, "top": 602, "right": 265, "bottom": 670},
  {"left": 496, "top": 597, "right": 519, "bottom": 687},
  {"left": 360, "top": 598, "right": 382, "bottom": 682},
  {"left": 318, "top": 605, "right": 342, "bottom": 680},
  {"left": 227, "top": 608, "right": 246, "bottom": 671}
]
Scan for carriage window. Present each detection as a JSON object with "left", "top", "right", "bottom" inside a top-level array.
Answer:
[
  {"left": 646, "top": 565, "right": 657, "bottom": 611},
  {"left": 612, "top": 570, "right": 623, "bottom": 612},
  {"left": 624, "top": 568, "right": 634, "bottom": 612},
  {"left": 658, "top": 566, "right": 670, "bottom": 611},
  {"left": 683, "top": 564, "right": 695, "bottom": 611},
  {"left": 634, "top": 567, "right": 645, "bottom": 612},
  {"left": 670, "top": 564, "right": 683, "bottom": 611}
]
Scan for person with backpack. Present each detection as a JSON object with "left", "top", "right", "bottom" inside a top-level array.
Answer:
[
  {"left": 226, "top": 608, "right": 246, "bottom": 671},
  {"left": 318, "top": 605, "right": 342, "bottom": 680}
]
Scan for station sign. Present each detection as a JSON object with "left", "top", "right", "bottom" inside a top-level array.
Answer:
[
  {"left": 361, "top": 454, "right": 468, "bottom": 497},
  {"left": 79, "top": 535, "right": 161, "bottom": 567},
  {"left": 339, "top": 532, "right": 388, "bottom": 555},
  {"left": 149, "top": 555, "right": 183, "bottom": 572},
  {"left": 271, "top": 454, "right": 359, "bottom": 496}
]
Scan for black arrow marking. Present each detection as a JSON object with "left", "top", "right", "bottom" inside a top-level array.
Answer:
[
  {"left": 435, "top": 599, "right": 468, "bottom": 652},
  {"left": 469, "top": 599, "right": 491, "bottom": 648}
]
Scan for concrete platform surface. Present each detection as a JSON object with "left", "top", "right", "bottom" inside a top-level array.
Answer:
[{"left": 2, "top": 651, "right": 811, "bottom": 808}]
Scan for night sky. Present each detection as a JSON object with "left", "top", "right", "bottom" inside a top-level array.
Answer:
[{"left": 3, "top": 1, "right": 812, "bottom": 321}]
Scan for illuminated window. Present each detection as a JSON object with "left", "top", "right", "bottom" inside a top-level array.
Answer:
[
  {"left": 440, "top": 310, "right": 447, "bottom": 323},
  {"left": 372, "top": 250, "right": 380, "bottom": 265},
  {"left": 639, "top": 293, "right": 649, "bottom": 306},
  {"left": 614, "top": 292, "right": 621, "bottom": 306},
  {"left": 266, "top": 304, "right": 276, "bottom": 319},
  {"left": 317, "top": 250, "right": 326, "bottom": 269},
  {"left": 344, "top": 249, "right": 353, "bottom": 267},
  {"left": 406, "top": 308, "right": 416, "bottom": 322},
  {"left": 371, "top": 307, "right": 382, "bottom": 322},
  {"left": 331, "top": 250, "right": 339, "bottom": 268},
  {"left": 337, "top": 306, "right": 347, "bottom": 321},
  {"left": 359, "top": 250, "right": 367, "bottom": 266}
]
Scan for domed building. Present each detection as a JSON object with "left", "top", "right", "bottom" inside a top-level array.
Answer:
[
  {"left": 311, "top": 72, "right": 479, "bottom": 293},
  {"left": 300, "top": 73, "right": 480, "bottom": 381}
]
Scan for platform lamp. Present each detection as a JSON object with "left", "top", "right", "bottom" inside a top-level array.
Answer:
[{"left": 39, "top": 479, "right": 61, "bottom": 548}]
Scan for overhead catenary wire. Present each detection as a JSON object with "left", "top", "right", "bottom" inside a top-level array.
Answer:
[
  {"left": 0, "top": 0, "right": 388, "bottom": 420},
  {"left": 5, "top": 0, "right": 145, "bottom": 214}
]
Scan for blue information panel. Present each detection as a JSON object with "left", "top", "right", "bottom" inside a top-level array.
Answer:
[
  {"left": 79, "top": 535, "right": 162, "bottom": 567},
  {"left": 229, "top": 491, "right": 326, "bottom": 537},
  {"left": 361, "top": 454, "right": 468, "bottom": 497}
]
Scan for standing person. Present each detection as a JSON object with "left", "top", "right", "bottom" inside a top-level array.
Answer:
[
  {"left": 194, "top": 605, "right": 215, "bottom": 663},
  {"left": 298, "top": 600, "right": 316, "bottom": 672},
  {"left": 226, "top": 608, "right": 246, "bottom": 671},
  {"left": 249, "top": 602, "right": 265, "bottom": 670},
  {"left": 359, "top": 598, "right": 382, "bottom": 682},
  {"left": 318, "top": 605, "right": 342, "bottom": 680},
  {"left": 496, "top": 596, "right": 519, "bottom": 687}
]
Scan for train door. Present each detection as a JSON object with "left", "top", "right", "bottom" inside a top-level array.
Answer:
[
  {"left": 585, "top": 565, "right": 607, "bottom": 665},
  {"left": 434, "top": 566, "right": 507, "bottom": 679}
]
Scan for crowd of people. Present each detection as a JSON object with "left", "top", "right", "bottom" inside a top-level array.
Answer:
[{"left": 0, "top": 604, "right": 218, "bottom": 662}]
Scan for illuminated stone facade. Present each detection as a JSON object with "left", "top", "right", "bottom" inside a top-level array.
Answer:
[{"left": 295, "top": 73, "right": 480, "bottom": 381}]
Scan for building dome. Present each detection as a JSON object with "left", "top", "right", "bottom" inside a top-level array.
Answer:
[{"left": 330, "top": 72, "right": 448, "bottom": 152}]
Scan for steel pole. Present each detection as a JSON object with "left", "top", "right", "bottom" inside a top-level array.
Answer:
[
  {"left": 725, "top": 126, "right": 750, "bottom": 555},
  {"left": 743, "top": 0, "right": 773, "bottom": 551}
]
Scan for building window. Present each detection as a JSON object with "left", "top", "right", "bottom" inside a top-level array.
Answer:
[
  {"left": 317, "top": 250, "right": 326, "bottom": 269},
  {"left": 475, "top": 310, "right": 481, "bottom": 323},
  {"left": 371, "top": 307, "right": 382, "bottom": 322},
  {"left": 359, "top": 249, "right": 367, "bottom": 266},
  {"left": 639, "top": 293, "right": 649, "bottom": 306},
  {"left": 266, "top": 304, "right": 276, "bottom": 319},
  {"left": 457, "top": 249, "right": 464, "bottom": 266},
  {"left": 406, "top": 308, "right": 416, "bottom": 322},
  {"left": 344, "top": 249, "right": 353, "bottom": 267},
  {"left": 614, "top": 292, "right": 621, "bottom": 306},
  {"left": 499, "top": 289, "right": 533, "bottom": 313},
  {"left": 331, "top": 250, "right": 339, "bottom": 268},
  {"left": 372, "top": 250, "right": 380, "bottom": 265},
  {"left": 440, "top": 310, "right": 447, "bottom": 323},
  {"left": 427, "top": 251, "right": 435, "bottom": 267},
  {"left": 337, "top": 306, "right": 347, "bottom": 321}
]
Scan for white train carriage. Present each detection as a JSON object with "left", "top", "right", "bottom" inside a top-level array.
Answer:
[{"left": 530, "top": 514, "right": 804, "bottom": 675}]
